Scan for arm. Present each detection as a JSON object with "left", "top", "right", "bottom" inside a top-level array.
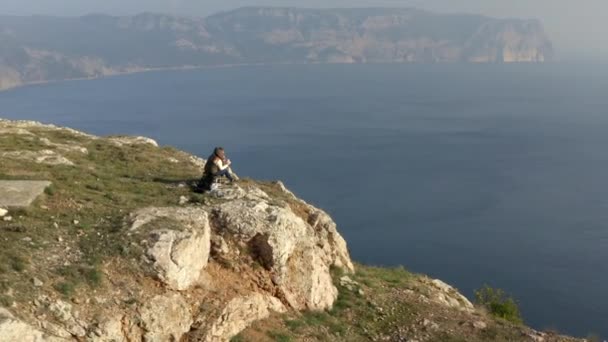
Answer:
[{"left": 214, "top": 158, "right": 231, "bottom": 171}]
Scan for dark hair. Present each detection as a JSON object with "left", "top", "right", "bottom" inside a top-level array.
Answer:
[{"left": 213, "top": 147, "right": 226, "bottom": 160}]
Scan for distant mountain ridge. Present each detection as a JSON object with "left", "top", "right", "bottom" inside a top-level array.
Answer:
[{"left": 0, "top": 7, "right": 554, "bottom": 90}]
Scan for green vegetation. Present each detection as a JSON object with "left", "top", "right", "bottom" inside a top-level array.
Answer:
[
  {"left": 54, "top": 282, "right": 76, "bottom": 297},
  {"left": 475, "top": 285, "right": 523, "bottom": 324},
  {"left": 229, "top": 334, "right": 246, "bottom": 342},
  {"left": 267, "top": 331, "right": 293, "bottom": 342},
  {"left": 354, "top": 265, "right": 413, "bottom": 289},
  {"left": 237, "top": 264, "right": 549, "bottom": 342},
  {"left": 0, "top": 126, "right": 206, "bottom": 303}
]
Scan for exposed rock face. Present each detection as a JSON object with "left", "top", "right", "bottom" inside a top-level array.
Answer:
[
  {"left": 139, "top": 294, "right": 193, "bottom": 341},
  {"left": 212, "top": 185, "right": 353, "bottom": 310},
  {"left": 0, "top": 7, "right": 554, "bottom": 90},
  {"left": 131, "top": 207, "right": 211, "bottom": 290},
  {"left": 204, "top": 294, "right": 286, "bottom": 342}
]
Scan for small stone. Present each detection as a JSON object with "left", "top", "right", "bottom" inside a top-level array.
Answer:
[
  {"left": 22, "top": 237, "right": 32, "bottom": 242},
  {"left": 0, "top": 208, "right": 7, "bottom": 217},
  {"left": 53, "top": 222, "right": 59, "bottom": 229},
  {"left": 473, "top": 321, "right": 487, "bottom": 330},
  {"left": 72, "top": 298, "right": 81, "bottom": 304},
  {"left": 358, "top": 288, "right": 365, "bottom": 296},
  {"left": 73, "top": 220, "right": 79, "bottom": 225},
  {"left": 57, "top": 236, "right": 63, "bottom": 242},
  {"left": 40, "top": 205, "right": 49, "bottom": 210},
  {"left": 3, "top": 216, "right": 12, "bottom": 221},
  {"left": 178, "top": 196, "right": 189, "bottom": 205},
  {"left": 32, "top": 278, "right": 43, "bottom": 287}
]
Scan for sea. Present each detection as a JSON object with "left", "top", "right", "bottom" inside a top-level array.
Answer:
[{"left": 0, "top": 63, "right": 607, "bottom": 338}]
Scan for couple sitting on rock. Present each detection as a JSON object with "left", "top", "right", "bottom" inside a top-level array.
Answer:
[{"left": 197, "top": 147, "right": 239, "bottom": 192}]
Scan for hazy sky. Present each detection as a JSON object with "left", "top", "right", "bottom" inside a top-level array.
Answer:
[{"left": 2, "top": 0, "right": 606, "bottom": 61}]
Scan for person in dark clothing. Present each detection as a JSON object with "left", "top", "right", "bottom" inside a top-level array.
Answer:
[{"left": 197, "top": 147, "right": 236, "bottom": 191}]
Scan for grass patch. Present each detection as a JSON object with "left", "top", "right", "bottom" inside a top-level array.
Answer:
[
  {"left": 475, "top": 285, "right": 523, "bottom": 324},
  {"left": 267, "top": 331, "right": 292, "bottom": 342},
  {"left": 354, "top": 264, "right": 413, "bottom": 289},
  {"left": 229, "top": 334, "right": 245, "bottom": 342},
  {"left": 0, "top": 126, "right": 208, "bottom": 305},
  {"left": 284, "top": 318, "right": 306, "bottom": 331},
  {"left": 54, "top": 281, "right": 76, "bottom": 297}
]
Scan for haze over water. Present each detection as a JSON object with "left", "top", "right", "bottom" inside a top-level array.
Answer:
[{"left": 1, "top": 64, "right": 607, "bottom": 337}]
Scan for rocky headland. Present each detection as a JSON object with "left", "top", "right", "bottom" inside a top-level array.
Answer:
[
  {"left": 0, "top": 7, "right": 554, "bottom": 91},
  {"left": 0, "top": 119, "right": 582, "bottom": 341}
]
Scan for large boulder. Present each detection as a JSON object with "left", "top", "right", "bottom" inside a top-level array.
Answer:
[
  {"left": 211, "top": 185, "right": 354, "bottom": 311},
  {"left": 131, "top": 207, "right": 211, "bottom": 290}
]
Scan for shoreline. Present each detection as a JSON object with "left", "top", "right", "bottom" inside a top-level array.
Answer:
[
  {"left": 0, "top": 60, "right": 556, "bottom": 93},
  {"left": 0, "top": 63, "right": 279, "bottom": 93}
]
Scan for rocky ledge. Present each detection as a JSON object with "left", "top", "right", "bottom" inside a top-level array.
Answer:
[{"left": 0, "top": 119, "right": 583, "bottom": 341}]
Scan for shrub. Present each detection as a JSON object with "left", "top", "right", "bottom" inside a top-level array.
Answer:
[
  {"left": 9, "top": 255, "right": 27, "bottom": 272},
  {"left": 54, "top": 282, "right": 76, "bottom": 297},
  {"left": 44, "top": 185, "right": 56, "bottom": 196},
  {"left": 475, "top": 285, "right": 523, "bottom": 324}
]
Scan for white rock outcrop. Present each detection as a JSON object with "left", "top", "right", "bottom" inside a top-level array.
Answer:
[
  {"left": 422, "top": 278, "right": 475, "bottom": 312},
  {"left": 212, "top": 185, "right": 354, "bottom": 311},
  {"left": 1, "top": 150, "right": 74, "bottom": 166},
  {"left": 0, "top": 119, "right": 97, "bottom": 139},
  {"left": 109, "top": 136, "right": 158, "bottom": 147},
  {"left": 204, "top": 294, "right": 287, "bottom": 342},
  {"left": 139, "top": 294, "right": 192, "bottom": 341},
  {"left": 39, "top": 137, "right": 88, "bottom": 154},
  {"left": 131, "top": 207, "right": 211, "bottom": 290}
]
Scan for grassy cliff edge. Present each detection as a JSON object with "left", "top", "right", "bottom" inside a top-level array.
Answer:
[{"left": 0, "top": 119, "right": 585, "bottom": 342}]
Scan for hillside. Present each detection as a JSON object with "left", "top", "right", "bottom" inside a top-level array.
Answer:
[
  {"left": 0, "top": 119, "right": 582, "bottom": 341},
  {"left": 0, "top": 7, "right": 554, "bottom": 90}
]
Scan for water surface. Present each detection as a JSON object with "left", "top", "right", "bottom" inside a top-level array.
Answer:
[{"left": 1, "top": 64, "right": 607, "bottom": 337}]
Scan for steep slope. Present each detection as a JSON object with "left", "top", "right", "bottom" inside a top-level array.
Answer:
[
  {"left": 0, "top": 119, "right": 580, "bottom": 341},
  {"left": 0, "top": 7, "right": 554, "bottom": 90}
]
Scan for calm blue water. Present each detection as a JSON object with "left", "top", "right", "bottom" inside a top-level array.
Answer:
[{"left": 1, "top": 64, "right": 607, "bottom": 337}]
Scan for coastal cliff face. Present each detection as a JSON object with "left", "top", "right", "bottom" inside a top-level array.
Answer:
[
  {"left": 0, "top": 7, "right": 554, "bottom": 90},
  {"left": 0, "top": 119, "right": 582, "bottom": 341}
]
